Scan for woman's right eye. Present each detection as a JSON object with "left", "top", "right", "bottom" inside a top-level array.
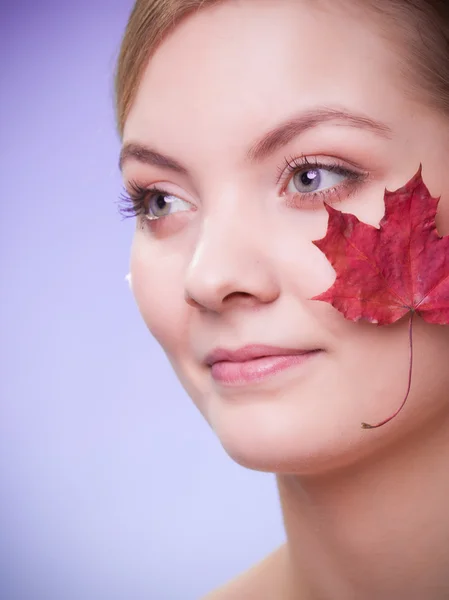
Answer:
[
  {"left": 119, "top": 183, "right": 194, "bottom": 222},
  {"left": 145, "top": 189, "right": 192, "bottom": 221}
]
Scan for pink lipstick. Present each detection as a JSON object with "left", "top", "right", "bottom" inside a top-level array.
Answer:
[{"left": 205, "top": 345, "right": 322, "bottom": 386}]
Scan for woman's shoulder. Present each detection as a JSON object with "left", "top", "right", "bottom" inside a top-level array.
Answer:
[{"left": 200, "top": 544, "right": 289, "bottom": 600}]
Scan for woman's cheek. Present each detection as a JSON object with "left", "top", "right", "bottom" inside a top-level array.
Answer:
[
  {"left": 436, "top": 192, "right": 449, "bottom": 236},
  {"left": 130, "top": 241, "right": 186, "bottom": 350}
]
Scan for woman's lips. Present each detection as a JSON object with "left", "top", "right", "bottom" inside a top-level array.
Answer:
[{"left": 207, "top": 347, "right": 323, "bottom": 386}]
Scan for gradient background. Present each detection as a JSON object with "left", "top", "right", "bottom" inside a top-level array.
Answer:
[{"left": 0, "top": 2, "right": 284, "bottom": 598}]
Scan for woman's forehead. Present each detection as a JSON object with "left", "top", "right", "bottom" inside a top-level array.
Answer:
[{"left": 125, "top": 0, "right": 403, "bottom": 145}]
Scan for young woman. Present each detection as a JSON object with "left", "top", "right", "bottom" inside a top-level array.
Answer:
[{"left": 115, "top": 1, "right": 449, "bottom": 598}]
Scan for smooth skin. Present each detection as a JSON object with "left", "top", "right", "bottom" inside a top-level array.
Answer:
[{"left": 121, "top": 1, "right": 449, "bottom": 598}]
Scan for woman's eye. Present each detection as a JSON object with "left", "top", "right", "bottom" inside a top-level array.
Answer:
[
  {"left": 286, "top": 166, "right": 347, "bottom": 195},
  {"left": 146, "top": 191, "right": 191, "bottom": 220}
]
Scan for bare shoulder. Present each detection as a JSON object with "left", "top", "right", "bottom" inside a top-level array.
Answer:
[{"left": 200, "top": 544, "right": 289, "bottom": 600}]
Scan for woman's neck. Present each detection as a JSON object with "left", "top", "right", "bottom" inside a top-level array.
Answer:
[{"left": 276, "top": 416, "right": 449, "bottom": 600}]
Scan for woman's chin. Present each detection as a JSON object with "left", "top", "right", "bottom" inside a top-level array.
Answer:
[{"left": 207, "top": 396, "right": 382, "bottom": 476}]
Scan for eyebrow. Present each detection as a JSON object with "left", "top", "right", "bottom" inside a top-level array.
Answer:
[
  {"left": 119, "top": 106, "right": 392, "bottom": 172},
  {"left": 119, "top": 143, "right": 188, "bottom": 174},
  {"left": 247, "top": 106, "right": 393, "bottom": 162}
]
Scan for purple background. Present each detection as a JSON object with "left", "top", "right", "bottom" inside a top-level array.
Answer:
[{"left": 0, "top": 2, "right": 283, "bottom": 598}]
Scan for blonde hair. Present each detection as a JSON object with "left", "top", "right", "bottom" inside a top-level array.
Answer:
[{"left": 114, "top": 0, "right": 449, "bottom": 138}]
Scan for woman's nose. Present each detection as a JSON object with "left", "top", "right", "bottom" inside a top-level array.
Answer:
[{"left": 184, "top": 211, "right": 280, "bottom": 314}]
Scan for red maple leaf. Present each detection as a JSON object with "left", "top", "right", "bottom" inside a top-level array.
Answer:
[{"left": 310, "top": 166, "right": 449, "bottom": 428}]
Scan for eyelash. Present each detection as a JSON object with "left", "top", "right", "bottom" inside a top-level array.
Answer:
[
  {"left": 119, "top": 179, "right": 161, "bottom": 220},
  {"left": 118, "top": 155, "right": 365, "bottom": 221}
]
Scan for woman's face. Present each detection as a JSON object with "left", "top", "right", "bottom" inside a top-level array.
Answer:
[{"left": 121, "top": 0, "right": 449, "bottom": 474}]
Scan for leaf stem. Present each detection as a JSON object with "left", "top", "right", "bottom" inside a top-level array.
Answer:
[{"left": 361, "top": 311, "right": 415, "bottom": 429}]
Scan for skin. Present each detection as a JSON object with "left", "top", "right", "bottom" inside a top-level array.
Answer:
[{"left": 121, "top": 0, "right": 449, "bottom": 597}]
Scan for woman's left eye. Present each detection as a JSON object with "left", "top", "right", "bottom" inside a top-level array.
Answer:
[
  {"left": 287, "top": 166, "right": 346, "bottom": 194},
  {"left": 280, "top": 159, "right": 364, "bottom": 207}
]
